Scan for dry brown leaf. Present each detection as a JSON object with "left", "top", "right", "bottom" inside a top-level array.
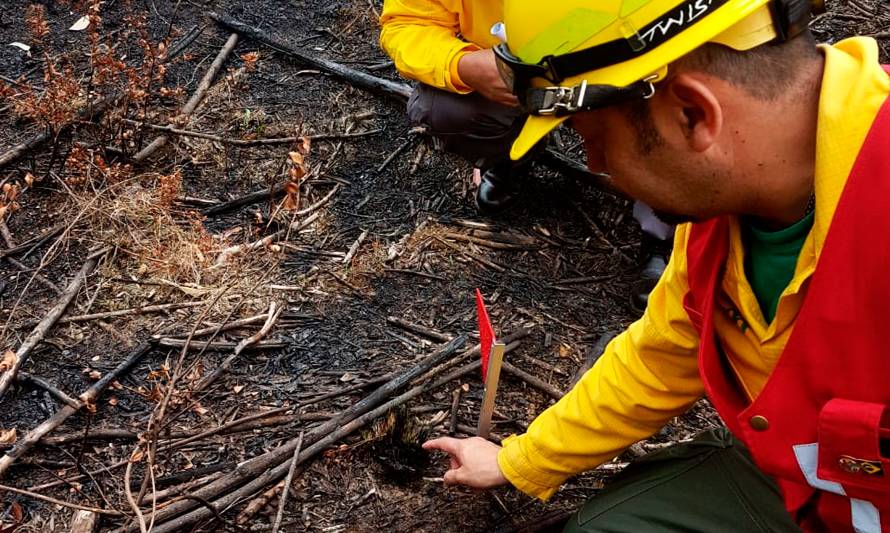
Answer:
[
  {"left": 297, "top": 136, "right": 311, "bottom": 154},
  {"left": 192, "top": 403, "right": 209, "bottom": 416},
  {"left": 88, "top": 370, "right": 102, "bottom": 380},
  {"left": 108, "top": 397, "right": 118, "bottom": 406},
  {"left": 9, "top": 501, "right": 22, "bottom": 522},
  {"left": 0, "top": 428, "right": 16, "bottom": 444},
  {"left": 130, "top": 448, "right": 145, "bottom": 462},
  {"left": 288, "top": 151, "right": 304, "bottom": 165},
  {"left": 233, "top": 385, "right": 245, "bottom": 394},
  {"left": 0, "top": 351, "right": 15, "bottom": 372},
  {"left": 558, "top": 343, "right": 572, "bottom": 358}
]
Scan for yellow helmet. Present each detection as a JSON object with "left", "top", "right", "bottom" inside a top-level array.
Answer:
[{"left": 496, "top": 0, "right": 820, "bottom": 160}]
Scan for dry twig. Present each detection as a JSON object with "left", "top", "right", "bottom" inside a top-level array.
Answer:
[
  {"left": 192, "top": 302, "right": 283, "bottom": 392},
  {"left": 133, "top": 33, "right": 240, "bottom": 162},
  {"left": 0, "top": 252, "right": 106, "bottom": 400},
  {"left": 0, "top": 342, "right": 152, "bottom": 477}
]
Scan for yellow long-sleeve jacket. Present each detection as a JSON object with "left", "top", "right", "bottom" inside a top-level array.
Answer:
[
  {"left": 379, "top": 0, "right": 502, "bottom": 93},
  {"left": 498, "top": 37, "right": 890, "bottom": 501}
]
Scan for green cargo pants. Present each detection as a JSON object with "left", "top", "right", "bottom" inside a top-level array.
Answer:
[{"left": 563, "top": 428, "right": 802, "bottom": 532}]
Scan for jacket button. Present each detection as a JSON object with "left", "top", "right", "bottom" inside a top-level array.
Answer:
[{"left": 749, "top": 415, "right": 769, "bottom": 431}]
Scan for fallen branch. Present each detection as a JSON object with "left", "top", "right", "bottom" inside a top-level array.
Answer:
[
  {"left": 146, "top": 337, "right": 481, "bottom": 533},
  {"left": 192, "top": 302, "right": 283, "bottom": 392},
  {"left": 210, "top": 12, "right": 412, "bottom": 100},
  {"left": 570, "top": 331, "right": 617, "bottom": 388},
  {"left": 0, "top": 254, "right": 104, "bottom": 400},
  {"left": 0, "top": 342, "right": 152, "bottom": 478},
  {"left": 16, "top": 372, "right": 79, "bottom": 408},
  {"left": 18, "top": 300, "right": 206, "bottom": 329},
  {"left": 133, "top": 33, "right": 240, "bottom": 163},
  {"left": 121, "top": 336, "right": 467, "bottom": 532},
  {"left": 0, "top": 97, "right": 117, "bottom": 170},
  {"left": 386, "top": 316, "right": 451, "bottom": 343},
  {"left": 124, "top": 119, "right": 385, "bottom": 146},
  {"left": 202, "top": 182, "right": 287, "bottom": 217},
  {"left": 502, "top": 361, "right": 564, "bottom": 400},
  {"left": 155, "top": 338, "right": 286, "bottom": 351}
]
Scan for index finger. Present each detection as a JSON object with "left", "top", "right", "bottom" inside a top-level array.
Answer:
[{"left": 422, "top": 436, "right": 463, "bottom": 455}]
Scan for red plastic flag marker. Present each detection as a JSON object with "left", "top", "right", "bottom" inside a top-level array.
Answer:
[
  {"left": 475, "top": 289, "right": 505, "bottom": 439},
  {"left": 475, "top": 288, "right": 495, "bottom": 381}
]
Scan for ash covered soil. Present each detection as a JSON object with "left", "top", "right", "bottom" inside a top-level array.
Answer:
[{"left": 0, "top": 0, "right": 886, "bottom": 531}]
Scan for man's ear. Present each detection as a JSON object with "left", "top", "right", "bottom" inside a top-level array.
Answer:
[{"left": 663, "top": 73, "right": 723, "bottom": 152}]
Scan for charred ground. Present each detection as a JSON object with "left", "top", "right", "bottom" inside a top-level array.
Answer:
[{"left": 0, "top": 1, "right": 886, "bottom": 531}]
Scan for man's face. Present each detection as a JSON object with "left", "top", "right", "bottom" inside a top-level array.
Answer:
[{"left": 570, "top": 100, "right": 726, "bottom": 223}]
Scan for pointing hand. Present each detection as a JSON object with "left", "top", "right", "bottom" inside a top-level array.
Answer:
[{"left": 422, "top": 436, "right": 508, "bottom": 488}]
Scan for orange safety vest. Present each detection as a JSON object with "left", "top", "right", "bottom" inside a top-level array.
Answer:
[{"left": 683, "top": 69, "right": 890, "bottom": 532}]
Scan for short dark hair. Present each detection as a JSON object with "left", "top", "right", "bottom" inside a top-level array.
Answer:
[
  {"left": 619, "top": 30, "right": 820, "bottom": 153},
  {"left": 672, "top": 30, "right": 820, "bottom": 100}
]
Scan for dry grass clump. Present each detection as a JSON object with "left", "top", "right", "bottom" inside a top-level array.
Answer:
[{"left": 344, "top": 239, "right": 387, "bottom": 289}]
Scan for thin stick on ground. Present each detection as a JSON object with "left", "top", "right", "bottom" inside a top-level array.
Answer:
[
  {"left": 502, "top": 361, "right": 564, "bottom": 400},
  {"left": 211, "top": 12, "right": 412, "bottom": 100},
  {"left": 342, "top": 229, "right": 369, "bottom": 266},
  {"left": 0, "top": 483, "right": 123, "bottom": 516},
  {"left": 386, "top": 316, "right": 451, "bottom": 343},
  {"left": 214, "top": 185, "right": 339, "bottom": 265},
  {"left": 117, "top": 336, "right": 467, "bottom": 532},
  {"left": 0, "top": 253, "right": 105, "bottom": 400},
  {"left": 272, "top": 431, "right": 304, "bottom": 533},
  {"left": 146, "top": 338, "right": 522, "bottom": 533},
  {"left": 123, "top": 119, "right": 385, "bottom": 146},
  {"left": 132, "top": 33, "right": 239, "bottom": 163},
  {"left": 0, "top": 223, "right": 65, "bottom": 261},
  {"left": 153, "top": 311, "right": 271, "bottom": 339},
  {"left": 18, "top": 301, "right": 207, "bottom": 329},
  {"left": 124, "top": 457, "right": 149, "bottom": 533},
  {"left": 0, "top": 342, "right": 152, "bottom": 478},
  {"left": 192, "top": 302, "right": 283, "bottom": 392},
  {"left": 16, "top": 371, "right": 80, "bottom": 408}
]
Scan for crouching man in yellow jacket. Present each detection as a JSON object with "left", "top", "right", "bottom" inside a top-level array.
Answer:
[
  {"left": 423, "top": 0, "right": 890, "bottom": 531},
  {"left": 380, "top": 0, "right": 675, "bottom": 309},
  {"left": 380, "top": 0, "right": 528, "bottom": 213}
]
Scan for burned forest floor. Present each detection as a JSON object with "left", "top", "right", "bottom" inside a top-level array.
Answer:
[{"left": 0, "top": 1, "right": 887, "bottom": 531}]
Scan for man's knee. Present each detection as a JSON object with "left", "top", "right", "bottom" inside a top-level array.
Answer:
[{"left": 406, "top": 84, "right": 519, "bottom": 138}]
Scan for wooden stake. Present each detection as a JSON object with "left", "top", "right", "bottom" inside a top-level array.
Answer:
[{"left": 477, "top": 342, "right": 506, "bottom": 439}]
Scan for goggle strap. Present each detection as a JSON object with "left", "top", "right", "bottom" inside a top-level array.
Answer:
[{"left": 524, "top": 80, "right": 655, "bottom": 116}]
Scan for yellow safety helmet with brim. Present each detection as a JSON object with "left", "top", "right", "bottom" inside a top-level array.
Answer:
[{"left": 495, "top": 0, "right": 823, "bottom": 161}]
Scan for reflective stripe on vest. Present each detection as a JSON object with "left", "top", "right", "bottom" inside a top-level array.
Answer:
[{"left": 794, "top": 443, "right": 882, "bottom": 533}]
